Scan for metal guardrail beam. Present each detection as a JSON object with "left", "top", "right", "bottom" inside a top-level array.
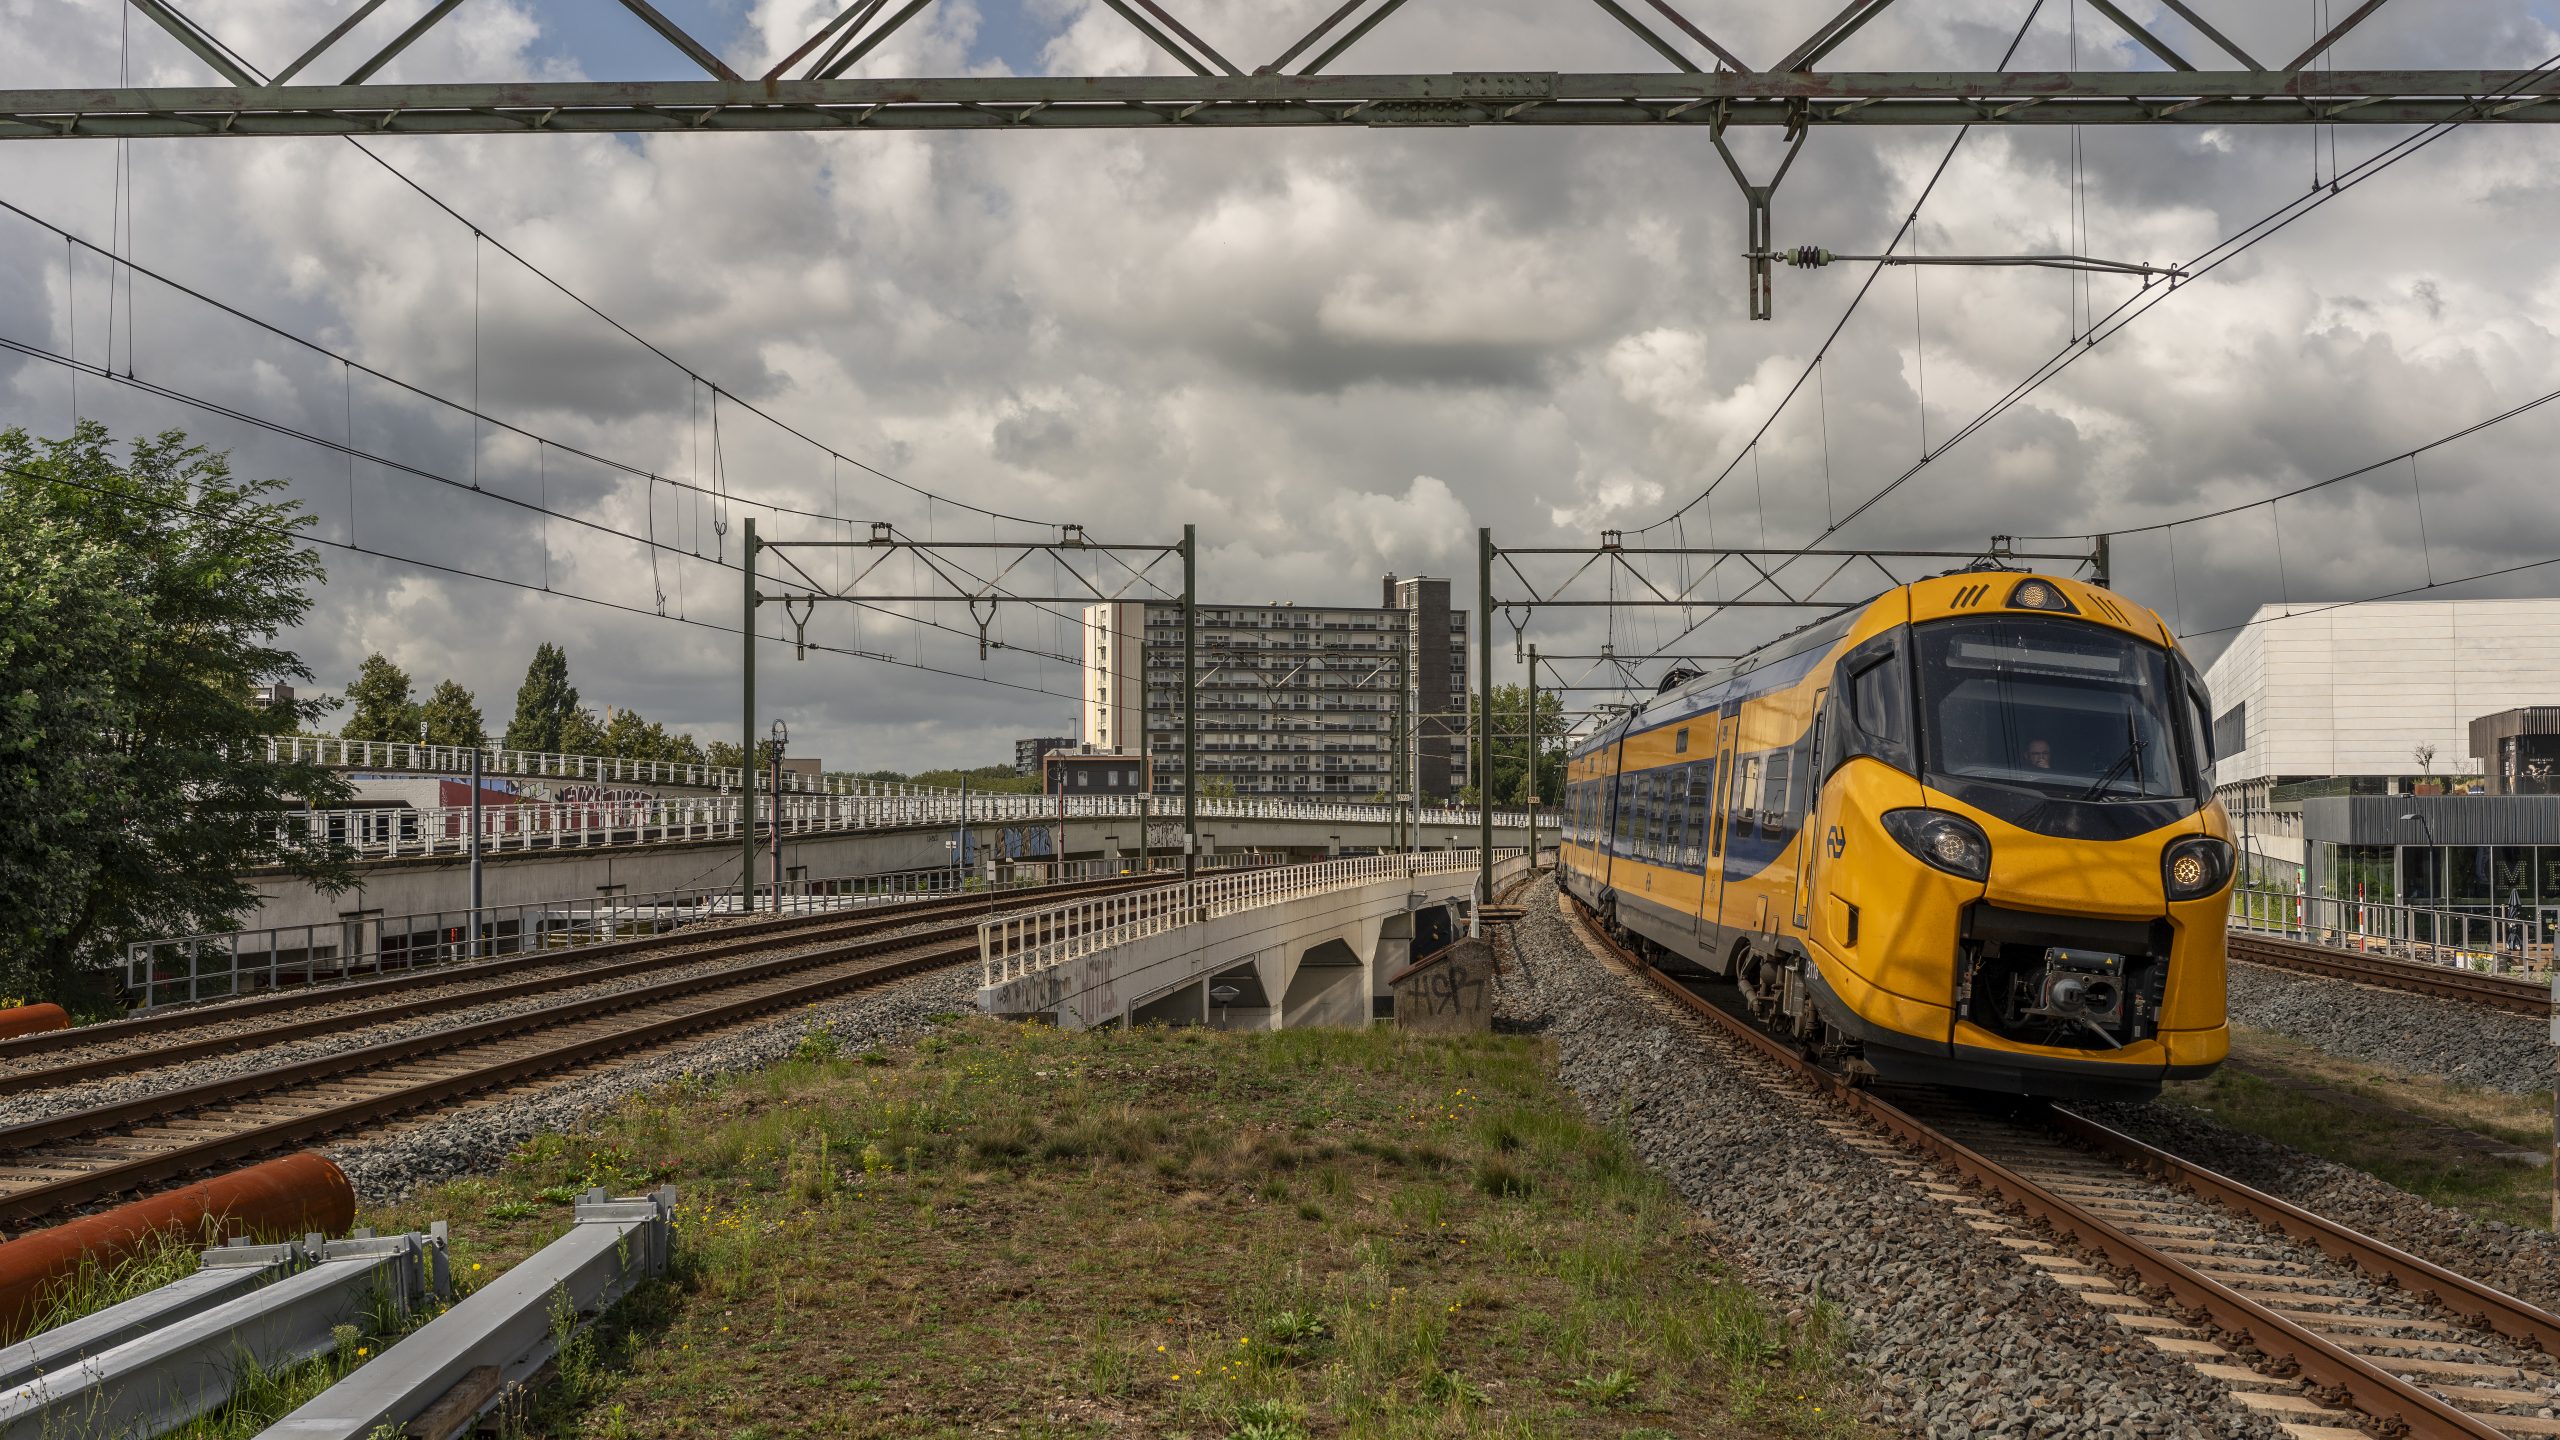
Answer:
[
  {"left": 6, "top": 70, "right": 2556, "bottom": 140},
  {"left": 258, "top": 1188, "right": 673, "bottom": 1440},
  {"left": 0, "top": 1230, "right": 446, "bottom": 1440},
  {"left": 0, "top": 1239, "right": 304, "bottom": 1391}
]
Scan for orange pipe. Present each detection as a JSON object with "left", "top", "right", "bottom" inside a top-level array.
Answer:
[
  {"left": 0, "top": 1005, "right": 69, "bottom": 1041},
  {"left": 0, "top": 1152, "right": 356, "bottom": 1340}
]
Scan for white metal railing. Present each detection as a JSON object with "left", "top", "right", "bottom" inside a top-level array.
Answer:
[
  {"left": 2229, "top": 887, "right": 2551, "bottom": 973},
  {"left": 124, "top": 855, "right": 1288, "bottom": 1010},
  {"left": 266, "top": 736, "right": 948, "bottom": 797},
  {"left": 979, "top": 849, "right": 1529, "bottom": 987},
  {"left": 270, "top": 791, "right": 1534, "bottom": 862}
]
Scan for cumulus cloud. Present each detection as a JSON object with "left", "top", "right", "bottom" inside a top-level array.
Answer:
[{"left": 3, "top": 0, "right": 2559, "bottom": 767}]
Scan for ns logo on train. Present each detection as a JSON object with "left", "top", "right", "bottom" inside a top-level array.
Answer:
[{"left": 1559, "top": 573, "right": 2233, "bottom": 1102}]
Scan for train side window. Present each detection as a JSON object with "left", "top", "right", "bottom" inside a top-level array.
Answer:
[
  {"left": 1764, "top": 749, "right": 1792, "bottom": 832},
  {"left": 1734, "top": 755, "right": 1762, "bottom": 838},
  {"left": 1687, "top": 762, "right": 1713, "bottom": 864}
]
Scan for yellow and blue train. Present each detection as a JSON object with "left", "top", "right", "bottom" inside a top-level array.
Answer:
[{"left": 1558, "top": 571, "right": 2232, "bottom": 1101}]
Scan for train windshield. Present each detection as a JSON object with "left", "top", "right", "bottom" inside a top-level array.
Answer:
[{"left": 1914, "top": 616, "right": 2188, "bottom": 801}]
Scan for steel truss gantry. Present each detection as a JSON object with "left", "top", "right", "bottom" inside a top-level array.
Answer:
[
  {"left": 18, "top": 0, "right": 2550, "bottom": 143},
  {"left": 741, "top": 522, "right": 1202, "bottom": 899}
]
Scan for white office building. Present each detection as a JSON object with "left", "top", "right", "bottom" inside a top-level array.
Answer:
[{"left": 2200, "top": 598, "right": 2560, "bottom": 879}]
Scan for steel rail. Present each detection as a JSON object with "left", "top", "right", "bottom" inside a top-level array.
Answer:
[
  {"left": 1564, "top": 896, "right": 2529, "bottom": 1439},
  {"left": 2227, "top": 933, "right": 2547, "bottom": 1016},
  {"left": 2048, "top": 1107, "right": 2560, "bottom": 1358},
  {"left": 0, "top": 920, "right": 989, "bottom": 1155},
  {"left": 0, "top": 935, "right": 980, "bottom": 1227},
  {"left": 0, "top": 875, "right": 1167, "bottom": 1085}
]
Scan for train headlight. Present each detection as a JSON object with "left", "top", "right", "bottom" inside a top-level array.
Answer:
[
  {"left": 2162, "top": 836, "right": 2234, "bottom": 900},
  {"left": 2007, "top": 579, "right": 2078, "bottom": 614},
  {"left": 1882, "top": 808, "right": 1992, "bottom": 881}
]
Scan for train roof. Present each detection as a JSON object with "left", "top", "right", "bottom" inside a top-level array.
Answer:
[{"left": 1570, "top": 566, "right": 2148, "bottom": 757}]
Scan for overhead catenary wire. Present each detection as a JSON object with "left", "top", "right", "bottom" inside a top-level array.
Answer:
[
  {"left": 117, "top": 0, "right": 1066, "bottom": 535},
  {"left": 0, "top": 329, "right": 1135, "bottom": 675},
  {"left": 1633, "top": 53, "right": 2560, "bottom": 664},
  {"left": 1634, "top": 0, "right": 2047, "bottom": 540},
  {"left": 0, "top": 457, "right": 1105, "bottom": 704}
]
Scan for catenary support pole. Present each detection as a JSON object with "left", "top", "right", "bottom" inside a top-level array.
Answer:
[
  {"left": 741, "top": 517, "right": 758, "bottom": 912},
  {"left": 467, "top": 746, "right": 484, "bottom": 953},
  {"left": 1477, "top": 526, "right": 1495, "bottom": 921},
  {"left": 1183, "top": 523, "right": 1198, "bottom": 886},
  {"left": 1526, "top": 642, "right": 1539, "bottom": 868}
]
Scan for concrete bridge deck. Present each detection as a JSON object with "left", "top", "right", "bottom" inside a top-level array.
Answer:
[{"left": 977, "top": 851, "right": 1531, "bottom": 1030}]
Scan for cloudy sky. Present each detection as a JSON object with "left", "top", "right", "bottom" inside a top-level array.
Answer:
[{"left": 4, "top": 0, "right": 2559, "bottom": 771}]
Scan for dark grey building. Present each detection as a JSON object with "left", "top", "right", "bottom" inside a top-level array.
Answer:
[
  {"left": 1014, "top": 736, "right": 1074, "bottom": 777},
  {"left": 1042, "top": 747, "right": 1149, "bottom": 796},
  {"left": 2470, "top": 707, "right": 2560, "bottom": 796}
]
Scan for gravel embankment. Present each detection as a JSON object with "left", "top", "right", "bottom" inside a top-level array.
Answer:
[
  {"left": 1501, "top": 877, "right": 2285, "bottom": 1440},
  {"left": 2225, "top": 959, "right": 2554, "bottom": 1094},
  {"left": 331, "top": 964, "right": 977, "bottom": 1204},
  {"left": 0, "top": 910, "right": 975, "bottom": 1131}
]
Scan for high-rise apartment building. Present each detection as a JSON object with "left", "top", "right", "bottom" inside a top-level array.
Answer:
[{"left": 1081, "top": 579, "right": 1470, "bottom": 798}]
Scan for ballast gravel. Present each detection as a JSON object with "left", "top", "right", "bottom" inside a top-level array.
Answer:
[
  {"left": 2224, "top": 958, "right": 2554, "bottom": 1095},
  {"left": 330, "top": 963, "right": 978, "bottom": 1205},
  {"left": 1498, "top": 877, "right": 2286, "bottom": 1440}
]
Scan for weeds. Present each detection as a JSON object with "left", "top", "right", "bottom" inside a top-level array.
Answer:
[{"left": 354, "top": 1017, "right": 1861, "bottom": 1439}]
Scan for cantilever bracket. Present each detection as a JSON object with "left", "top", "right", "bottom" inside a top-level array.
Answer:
[{"left": 1712, "top": 130, "right": 1808, "bottom": 320}]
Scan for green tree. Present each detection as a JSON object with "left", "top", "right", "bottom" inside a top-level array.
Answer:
[
  {"left": 704, "top": 738, "right": 782, "bottom": 772},
  {"left": 340, "top": 653, "right": 419, "bottom": 743},
  {"left": 599, "top": 707, "right": 706, "bottom": 764},
  {"left": 503, "top": 643, "right": 578, "bottom": 753},
  {"left": 0, "top": 422, "right": 351, "bottom": 1005},
  {"left": 558, "top": 706, "right": 608, "bottom": 756},
  {"left": 1476, "top": 683, "right": 1568, "bottom": 807},
  {"left": 417, "top": 679, "right": 485, "bottom": 747}
]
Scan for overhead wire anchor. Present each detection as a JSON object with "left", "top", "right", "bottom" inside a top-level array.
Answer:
[
  {"left": 1764, "top": 246, "right": 2187, "bottom": 279},
  {"left": 783, "top": 596, "right": 816, "bottom": 660}
]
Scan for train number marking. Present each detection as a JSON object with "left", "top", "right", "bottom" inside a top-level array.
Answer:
[{"left": 1824, "top": 825, "right": 1847, "bottom": 858}]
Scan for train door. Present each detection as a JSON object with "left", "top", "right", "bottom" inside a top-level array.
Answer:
[
  {"left": 1597, "top": 734, "right": 1628, "bottom": 898},
  {"left": 1704, "top": 712, "right": 1739, "bottom": 936},
  {"left": 1789, "top": 690, "right": 1828, "bottom": 932}
]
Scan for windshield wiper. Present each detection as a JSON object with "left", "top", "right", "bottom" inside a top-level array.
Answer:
[{"left": 2080, "top": 713, "right": 2149, "bottom": 802}]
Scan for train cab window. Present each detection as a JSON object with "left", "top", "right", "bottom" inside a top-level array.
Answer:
[
  {"left": 1829, "top": 637, "right": 1913, "bottom": 775},
  {"left": 1915, "top": 616, "right": 2191, "bottom": 801}
]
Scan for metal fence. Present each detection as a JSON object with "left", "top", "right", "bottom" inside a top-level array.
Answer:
[
  {"left": 2228, "top": 887, "right": 2550, "bottom": 972},
  {"left": 266, "top": 736, "right": 946, "bottom": 797},
  {"left": 271, "top": 791, "right": 1534, "bottom": 862},
  {"left": 979, "top": 849, "right": 1530, "bottom": 987},
  {"left": 123, "top": 854, "right": 1276, "bottom": 1011}
]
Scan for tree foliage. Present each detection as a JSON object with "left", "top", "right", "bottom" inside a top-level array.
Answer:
[
  {"left": 599, "top": 707, "right": 705, "bottom": 765},
  {"left": 341, "top": 653, "right": 419, "bottom": 742},
  {"left": 418, "top": 679, "right": 485, "bottom": 747},
  {"left": 1475, "top": 684, "right": 1569, "bottom": 807},
  {"left": 504, "top": 642, "right": 578, "bottom": 752},
  {"left": 0, "top": 423, "right": 350, "bottom": 1005}
]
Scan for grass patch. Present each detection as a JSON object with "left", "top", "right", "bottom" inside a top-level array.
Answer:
[
  {"left": 359, "top": 1020, "right": 1864, "bottom": 1437},
  {"left": 2166, "top": 1026, "right": 2555, "bottom": 1231}
]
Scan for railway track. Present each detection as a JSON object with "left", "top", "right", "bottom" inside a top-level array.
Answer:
[
  {"left": 0, "top": 876, "right": 1165, "bottom": 1097},
  {"left": 1570, "top": 896, "right": 2560, "bottom": 1439},
  {"left": 0, "top": 877, "right": 1162, "bottom": 1229},
  {"left": 2227, "top": 932, "right": 2548, "bottom": 1016}
]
